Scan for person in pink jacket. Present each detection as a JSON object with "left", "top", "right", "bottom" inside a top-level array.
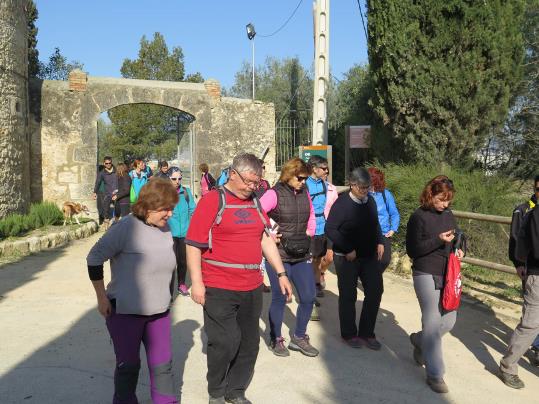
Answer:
[
  {"left": 260, "top": 158, "right": 319, "bottom": 358},
  {"left": 199, "top": 163, "right": 216, "bottom": 197}
]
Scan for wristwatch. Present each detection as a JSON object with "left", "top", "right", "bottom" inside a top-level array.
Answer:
[{"left": 277, "top": 272, "right": 288, "bottom": 278}]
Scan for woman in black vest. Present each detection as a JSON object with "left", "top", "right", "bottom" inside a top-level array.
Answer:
[
  {"left": 325, "top": 168, "right": 385, "bottom": 350},
  {"left": 260, "top": 158, "right": 319, "bottom": 358}
]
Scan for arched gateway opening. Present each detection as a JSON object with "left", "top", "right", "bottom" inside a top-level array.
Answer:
[{"left": 97, "top": 104, "right": 196, "bottom": 190}]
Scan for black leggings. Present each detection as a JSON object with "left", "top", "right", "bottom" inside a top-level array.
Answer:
[{"left": 173, "top": 237, "right": 187, "bottom": 285}]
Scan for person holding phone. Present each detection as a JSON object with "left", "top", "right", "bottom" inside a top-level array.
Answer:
[
  {"left": 406, "top": 175, "right": 464, "bottom": 394},
  {"left": 260, "top": 157, "right": 319, "bottom": 358}
]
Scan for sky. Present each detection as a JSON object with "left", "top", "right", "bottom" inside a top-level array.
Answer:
[{"left": 33, "top": 0, "right": 369, "bottom": 89}]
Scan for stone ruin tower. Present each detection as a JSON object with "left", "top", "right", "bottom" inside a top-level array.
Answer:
[{"left": 0, "top": 0, "right": 31, "bottom": 216}]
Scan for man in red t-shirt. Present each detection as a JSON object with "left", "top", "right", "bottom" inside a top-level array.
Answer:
[{"left": 186, "top": 153, "right": 292, "bottom": 404}]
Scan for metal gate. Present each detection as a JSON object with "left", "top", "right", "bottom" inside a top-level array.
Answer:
[{"left": 275, "top": 119, "right": 312, "bottom": 170}]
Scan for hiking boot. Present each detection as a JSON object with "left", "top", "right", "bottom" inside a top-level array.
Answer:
[
  {"left": 342, "top": 336, "right": 362, "bottom": 349},
  {"left": 316, "top": 284, "right": 324, "bottom": 298},
  {"left": 410, "top": 332, "right": 425, "bottom": 366},
  {"left": 289, "top": 334, "right": 319, "bottom": 357},
  {"left": 529, "top": 347, "right": 539, "bottom": 367},
  {"left": 357, "top": 336, "right": 382, "bottom": 350},
  {"left": 178, "top": 284, "right": 190, "bottom": 296},
  {"left": 498, "top": 367, "right": 525, "bottom": 389},
  {"left": 426, "top": 377, "right": 449, "bottom": 393},
  {"left": 209, "top": 396, "right": 226, "bottom": 404},
  {"left": 225, "top": 395, "right": 252, "bottom": 404},
  {"left": 270, "top": 337, "right": 290, "bottom": 357},
  {"left": 310, "top": 305, "right": 320, "bottom": 321}
]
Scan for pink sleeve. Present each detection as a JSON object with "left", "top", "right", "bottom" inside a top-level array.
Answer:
[
  {"left": 259, "top": 189, "right": 278, "bottom": 213},
  {"left": 306, "top": 190, "right": 316, "bottom": 237}
]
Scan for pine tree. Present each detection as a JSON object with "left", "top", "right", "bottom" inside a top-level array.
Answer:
[{"left": 367, "top": 0, "right": 526, "bottom": 164}]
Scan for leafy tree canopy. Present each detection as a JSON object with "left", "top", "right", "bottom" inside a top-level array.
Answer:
[
  {"left": 368, "top": 0, "right": 526, "bottom": 165},
  {"left": 38, "top": 47, "right": 84, "bottom": 81},
  {"left": 26, "top": 0, "right": 39, "bottom": 78},
  {"left": 107, "top": 32, "right": 202, "bottom": 161}
]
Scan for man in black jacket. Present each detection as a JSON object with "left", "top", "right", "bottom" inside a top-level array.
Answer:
[
  {"left": 499, "top": 199, "right": 539, "bottom": 389},
  {"left": 507, "top": 175, "right": 539, "bottom": 367},
  {"left": 93, "top": 156, "right": 118, "bottom": 226}
]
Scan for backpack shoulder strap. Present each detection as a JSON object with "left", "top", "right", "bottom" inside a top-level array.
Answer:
[
  {"left": 252, "top": 193, "right": 271, "bottom": 236},
  {"left": 180, "top": 186, "right": 190, "bottom": 204},
  {"left": 381, "top": 189, "right": 391, "bottom": 223},
  {"left": 208, "top": 187, "right": 227, "bottom": 251}
]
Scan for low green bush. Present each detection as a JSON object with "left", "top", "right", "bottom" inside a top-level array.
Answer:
[
  {"left": 28, "top": 201, "right": 64, "bottom": 227},
  {"left": 0, "top": 214, "right": 32, "bottom": 238},
  {"left": 0, "top": 201, "right": 65, "bottom": 240},
  {"left": 379, "top": 163, "right": 521, "bottom": 266}
]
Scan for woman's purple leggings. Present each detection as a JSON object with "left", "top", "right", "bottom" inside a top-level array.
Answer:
[{"left": 106, "top": 309, "right": 178, "bottom": 404}]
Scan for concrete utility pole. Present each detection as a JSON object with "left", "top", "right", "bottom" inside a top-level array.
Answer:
[{"left": 312, "top": 0, "right": 330, "bottom": 145}]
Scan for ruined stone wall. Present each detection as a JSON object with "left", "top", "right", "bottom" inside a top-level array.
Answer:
[
  {"left": 0, "top": 0, "right": 31, "bottom": 216},
  {"left": 196, "top": 97, "right": 277, "bottom": 188},
  {"left": 28, "top": 75, "right": 275, "bottom": 210}
]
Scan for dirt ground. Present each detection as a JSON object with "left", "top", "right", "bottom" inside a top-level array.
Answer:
[{"left": 1, "top": 233, "right": 538, "bottom": 403}]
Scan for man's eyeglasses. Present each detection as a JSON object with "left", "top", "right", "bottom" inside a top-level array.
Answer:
[
  {"left": 351, "top": 183, "right": 369, "bottom": 190},
  {"left": 104, "top": 162, "right": 112, "bottom": 166},
  {"left": 317, "top": 166, "right": 329, "bottom": 172},
  {"left": 170, "top": 177, "right": 182, "bottom": 181},
  {"left": 296, "top": 175, "right": 309, "bottom": 182},
  {"left": 234, "top": 169, "right": 260, "bottom": 188}
]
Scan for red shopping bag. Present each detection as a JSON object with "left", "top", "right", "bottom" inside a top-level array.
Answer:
[{"left": 442, "top": 252, "right": 462, "bottom": 311}]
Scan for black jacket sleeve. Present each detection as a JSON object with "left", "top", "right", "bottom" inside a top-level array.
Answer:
[
  {"left": 116, "top": 176, "right": 132, "bottom": 200},
  {"left": 509, "top": 205, "right": 525, "bottom": 267},
  {"left": 93, "top": 170, "right": 104, "bottom": 194},
  {"left": 406, "top": 211, "right": 444, "bottom": 259}
]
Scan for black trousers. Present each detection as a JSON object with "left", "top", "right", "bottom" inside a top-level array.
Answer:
[
  {"left": 173, "top": 237, "right": 187, "bottom": 285},
  {"left": 334, "top": 255, "right": 384, "bottom": 339},
  {"left": 203, "top": 285, "right": 263, "bottom": 399},
  {"left": 379, "top": 236, "right": 392, "bottom": 272}
]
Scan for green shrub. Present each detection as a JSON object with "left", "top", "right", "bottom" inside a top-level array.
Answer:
[
  {"left": 28, "top": 201, "right": 64, "bottom": 227},
  {"left": 0, "top": 201, "right": 65, "bottom": 240},
  {"left": 380, "top": 163, "right": 521, "bottom": 266},
  {"left": 0, "top": 214, "right": 32, "bottom": 238}
]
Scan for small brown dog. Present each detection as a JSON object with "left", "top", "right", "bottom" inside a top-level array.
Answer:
[{"left": 63, "top": 202, "right": 90, "bottom": 226}]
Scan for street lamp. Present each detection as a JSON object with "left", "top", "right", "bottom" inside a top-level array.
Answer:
[{"left": 246, "top": 23, "right": 256, "bottom": 100}]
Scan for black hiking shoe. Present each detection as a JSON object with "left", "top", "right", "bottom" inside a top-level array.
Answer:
[
  {"left": 498, "top": 367, "right": 525, "bottom": 389},
  {"left": 288, "top": 334, "right": 319, "bottom": 357}
]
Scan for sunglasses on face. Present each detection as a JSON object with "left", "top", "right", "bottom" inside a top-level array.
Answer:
[
  {"left": 170, "top": 177, "right": 182, "bottom": 181},
  {"left": 104, "top": 162, "right": 112, "bottom": 165},
  {"left": 296, "top": 175, "right": 309, "bottom": 182},
  {"left": 317, "top": 166, "right": 329, "bottom": 172}
]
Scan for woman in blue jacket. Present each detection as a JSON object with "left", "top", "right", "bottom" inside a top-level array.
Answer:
[
  {"left": 368, "top": 167, "right": 400, "bottom": 271},
  {"left": 167, "top": 167, "right": 196, "bottom": 296}
]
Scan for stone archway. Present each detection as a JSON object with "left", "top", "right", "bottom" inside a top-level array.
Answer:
[{"left": 28, "top": 73, "right": 276, "bottom": 210}]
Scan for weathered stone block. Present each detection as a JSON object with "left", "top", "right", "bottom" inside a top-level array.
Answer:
[
  {"left": 58, "top": 171, "right": 78, "bottom": 183},
  {"left": 28, "top": 237, "right": 41, "bottom": 253},
  {"left": 11, "top": 240, "right": 29, "bottom": 255}
]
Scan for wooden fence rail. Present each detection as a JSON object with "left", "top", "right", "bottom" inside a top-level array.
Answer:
[{"left": 452, "top": 210, "right": 515, "bottom": 274}]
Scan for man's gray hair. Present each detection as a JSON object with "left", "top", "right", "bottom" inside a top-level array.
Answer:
[
  {"left": 231, "top": 153, "right": 263, "bottom": 177},
  {"left": 349, "top": 167, "right": 371, "bottom": 187}
]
